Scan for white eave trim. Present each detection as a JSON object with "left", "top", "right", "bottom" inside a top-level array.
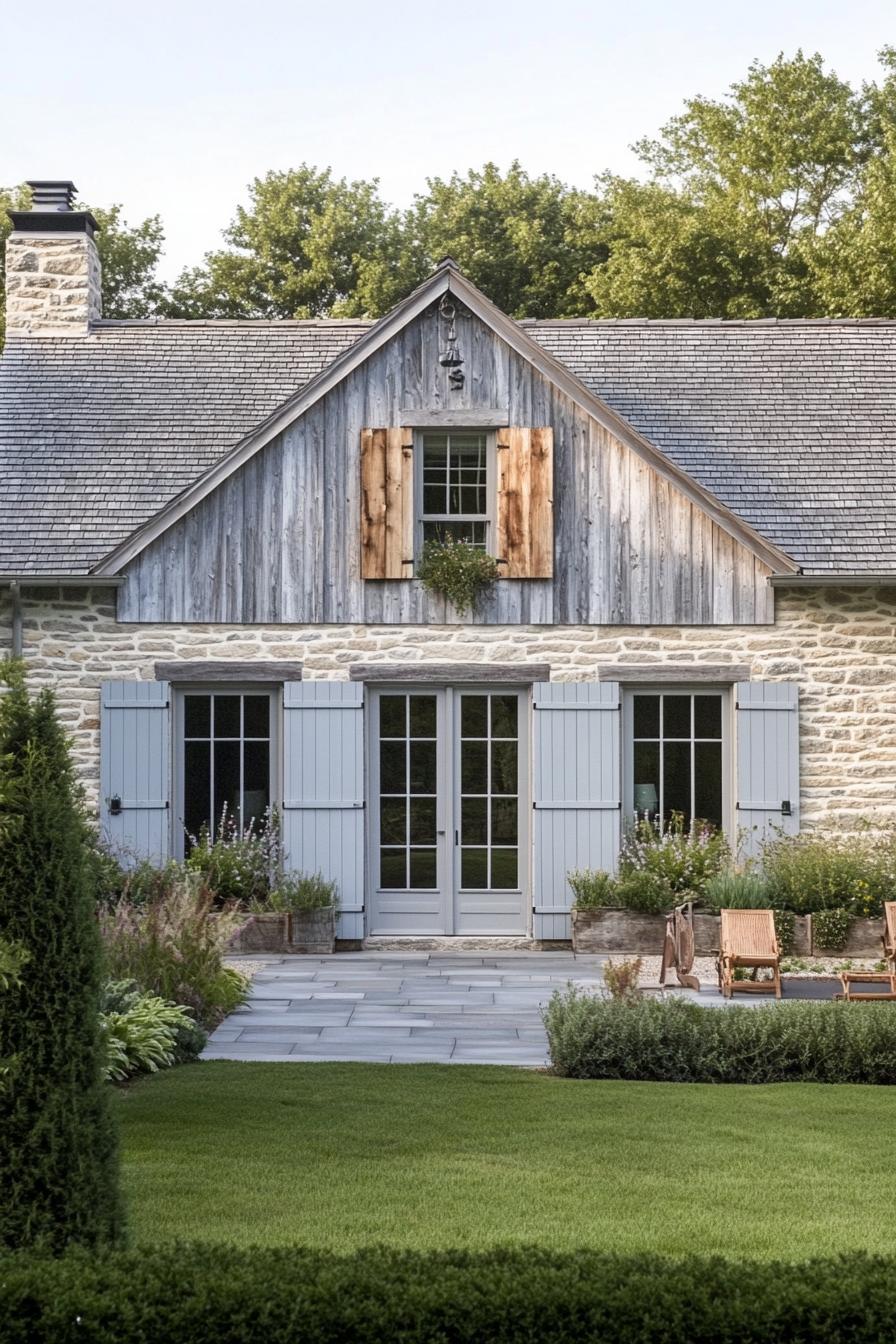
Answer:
[{"left": 93, "top": 263, "right": 799, "bottom": 578}]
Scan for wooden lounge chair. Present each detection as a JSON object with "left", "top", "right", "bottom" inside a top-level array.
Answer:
[
  {"left": 838, "top": 903, "right": 896, "bottom": 1000},
  {"left": 717, "top": 909, "right": 781, "bottom": 1000},
  {"left": 884, "top": 901, "right": 896, "bottom": 974}
]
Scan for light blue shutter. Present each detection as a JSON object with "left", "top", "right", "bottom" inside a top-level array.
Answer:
[
  {"left": 532, "top": 682, "right": 621, "bottom": 940},
  {"left": 735, "top": 681, "right": 799, "bottom": 860},
  {"left": 100, "top": 680, "right": 171, "bottom": 864},
  {"left": 282, "top": 682, "right": 365, "bottom": 941}
]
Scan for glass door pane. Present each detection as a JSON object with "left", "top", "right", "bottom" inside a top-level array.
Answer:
[
  {"left": 378, "top": 692, "right": 439, "bottom": 889},
  {"left": 459, "top": 692, "right": 519, "bottom": 890}
]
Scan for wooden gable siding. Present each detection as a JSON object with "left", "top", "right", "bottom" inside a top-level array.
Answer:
[{"left": 118, "top": 302, "right": 774, "bottom": 625}]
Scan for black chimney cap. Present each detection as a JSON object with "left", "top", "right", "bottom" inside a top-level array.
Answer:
[
  {"left": 7, "top": 179, "right": 98, "bottom": 237},
  {"left": 28, "top": 180, "right": 78, "bottom": 211}
]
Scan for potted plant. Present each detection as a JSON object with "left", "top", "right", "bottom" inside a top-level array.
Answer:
[
  {"left": 416, "top": 536, "right": 499, "bottom": 613},
  {"left": 272, "top": 872, "right": 339, "bottom": 954}
]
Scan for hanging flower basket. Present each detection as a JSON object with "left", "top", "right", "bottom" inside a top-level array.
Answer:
[{"left": 416, "top": 537, "right": 499, "bottom": 613}]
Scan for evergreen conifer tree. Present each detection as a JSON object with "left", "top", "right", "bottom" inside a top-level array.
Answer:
[{"left": 0, "top": 666, "right": 124, "bottom": 1249}]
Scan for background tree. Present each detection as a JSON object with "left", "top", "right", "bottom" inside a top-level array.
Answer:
[
  {"left": 0, "top": 666, "right": 123, "bottom": 1251},
  {"left": 409, "top": 161, "right": 608, "bottom": 317},
  {"left": 584, "top": 50, "right": 867, "bottom": 317},
  {"left": 165, "top": 165, "right": 419, "bottom": 318}
]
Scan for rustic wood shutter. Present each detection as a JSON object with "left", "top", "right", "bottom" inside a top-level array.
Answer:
[
  {"left": 735, "top": 681, "right": 800, "bottom": 861},
  {"left": 281, "top": 681, "right": 365, "bottom": 941},
  {"left": 532, "top": 682, "right": 621, "bottom": 940},
  {"left": 360, "top": 427, "right": 414, "bottom": 579},
  {"left": 100, "top": 680, "right": 170, "bottom": 864},
  {"left": 496, "top": 427, "right": 554, "bottom": 578}
]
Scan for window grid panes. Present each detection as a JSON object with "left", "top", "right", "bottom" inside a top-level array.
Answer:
[
  {"left": 459, "top": 692, "right": 519, "bottom": 890},
  {"left": 421, "top": 430, "right": 489, "bottom": 550},
  {"left": 632, "top": 692, "right": 723, "bottom": 829},
  {"left": 378, "top": 693, "right": 439, "bottom": 890},
  {"left": 183, "top": 692, "right": 271, "bottom": 845}
]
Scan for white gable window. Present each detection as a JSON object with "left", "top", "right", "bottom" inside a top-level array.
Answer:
[
  {"left": 623, "top": 688, "right": 729, "bottom": 830},
  {"left": 418, "top": 429, "right": 493, "bottom": 554}
]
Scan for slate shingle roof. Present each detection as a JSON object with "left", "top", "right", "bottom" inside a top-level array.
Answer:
[{"left": 1, "top": 315, "right": 895, "bottom": 574}]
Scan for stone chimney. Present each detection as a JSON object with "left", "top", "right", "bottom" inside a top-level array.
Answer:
[{"left": 5, "top": 181, "right": 101, "bottom": 335}]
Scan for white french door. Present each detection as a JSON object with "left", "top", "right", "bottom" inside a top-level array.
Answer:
[{"left": 368, "top": 686, "right": 528, "bottom": 935}]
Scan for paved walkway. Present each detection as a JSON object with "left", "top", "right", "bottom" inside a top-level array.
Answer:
[{"left": 203, "top": 952, "right": 612, "bottom": 1065}]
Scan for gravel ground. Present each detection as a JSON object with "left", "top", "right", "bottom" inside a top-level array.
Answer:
[{"left": 611, "top": 953, "right": 884, "bottom": 988}]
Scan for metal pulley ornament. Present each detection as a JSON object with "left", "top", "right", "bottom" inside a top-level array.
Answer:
[{"left": 438, "top": 295, "right": 465, "bottom": 387}]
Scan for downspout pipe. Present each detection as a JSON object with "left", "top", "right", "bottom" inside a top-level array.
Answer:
[{"left": 10, "top": 580, "right": 22, "bottom": 657}]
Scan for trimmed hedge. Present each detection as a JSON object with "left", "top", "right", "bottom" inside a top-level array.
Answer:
[
  {"left": 2, "top": 1245, "right": 896, "bottom": 1343},
  {"left": 544, "top": 991, "right": 896, "bottom": 1083}
]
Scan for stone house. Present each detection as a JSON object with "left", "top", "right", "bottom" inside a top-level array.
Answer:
[{"left": 2, "top": 180, "right": 895, "bottom": 943}]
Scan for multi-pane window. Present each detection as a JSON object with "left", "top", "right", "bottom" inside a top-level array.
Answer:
[
  {"left": 420, "top": 430, "right": 489, "bottom": 549},
  {"left": 378, "top": 693, "right": 439, "bottom": 890},
  {"left": 459, "top": 692, "right": 519, "bottom": 890},
  {"left": 631, "top": 692, "right": 724, "bottom": 828},
  {"left": 182, "top": 691, "right": 273, "bottom": 844}
]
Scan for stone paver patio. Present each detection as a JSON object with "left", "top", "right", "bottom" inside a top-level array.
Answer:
[{"left": 203, "top": 952, "right": 613, "bottom": 1065}]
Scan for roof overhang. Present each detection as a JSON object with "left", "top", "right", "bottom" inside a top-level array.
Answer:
[
  {"left": 769, "top": 573, "right": 896, "bottom": 586},
  {"left": 0, "top": 574, "right": 124, "bottom": 587},
  {"left": 93, "top": 260, "right": 799, "bottom": 578}
]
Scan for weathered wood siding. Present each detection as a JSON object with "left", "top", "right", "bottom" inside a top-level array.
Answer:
[{"left": 119, "top": 302, "right": 774, "bottom": 625}]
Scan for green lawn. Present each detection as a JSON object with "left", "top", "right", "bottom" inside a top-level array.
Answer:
[{"left": 117, "top": 1062, "right": 892, "bottom": 1259}]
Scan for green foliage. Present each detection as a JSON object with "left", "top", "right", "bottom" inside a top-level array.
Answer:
[
  {"left": 185, "top": 805, "right": 281, "bottom": 906},
  {"left": 601, "top": 958, "right": 642, "bottom": 1002},
  {"left": 100, "top": 982, "right": 204, "bottom": 1082},
  {"left": 619, "top": 812, "right": 729, "bottom": 896},
  {"left": 262, "top": 871, "right": 338, "bottom": 913},
  {"left": 416, "top": 538, "right": 499, "bottom": 613},
  {"left": 410, "top": 161, "right": 608, "bottom": 316},
  {"left": 3, "top": 1244, "right": 896, "bottom": 1343},
  {"left": 567, "top": 869, "right": 617, "bottom": 910},
  {"left": 164, "top": 165, "right": 418, "bottom": 319},
  {"left": 98, "top": 871, "right": 249, "bottom": 1031},
  {"left": 702, "top": 871, "right": 771, "bottom": 912},
  {"left": 0, "top": 938, "right": 30, "bottom": 1093},
  {"left": 0, "top": 666, "right": 123, "bottom": 1250},
  {"left": 761, "top": 825, "right": 896, "bottom": 916},
  {"left": 773, "top": 908, "right": 797, "bottom": 956},
  {"left": 813, "top": 907, "right": 854, "bottom": 953},
  {"left": 545, "top": 989, "right": 896, "bottom": 1083}
]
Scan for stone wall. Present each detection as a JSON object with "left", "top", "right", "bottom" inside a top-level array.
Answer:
[
  {"left": 2, "top": 583, "right": 895, "bottom": 827},
  {"left": 5, "top": 234, "right": 102, "bottom": 334}
]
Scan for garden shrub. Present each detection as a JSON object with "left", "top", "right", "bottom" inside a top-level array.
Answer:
[
  {"left": 702, "top": 871, "right": 771, "bottom": 912},
  {"left": 0, "top": 668, "right": 123, "bottom": 1250},
  {"left": 185, "top": 805, "right": 281, "bottom": 906},
  {"left": 761, "top": 826, "right": 896, "bottom": 917},
  {"left": 260, "top": 871, "right": 338, "bottom": 913},
  {"left": 544, "top": 989, "right": 896, "bottom": 1083},
  {"left": 566, "top": 868, "right": 617, "bottom": 909},
  {"left": 619, "top": 812, "right": 729, "bottom": 897},
  {"left": 813, "top": 907, "right": 853, "bottom": 952},
  {"left": 100, "top": 982, "right": 206, "bottom": 1081},
  {"left": 1, "top": 1244, "right": 896, "bottom": 1343},
  {"left": 99, "top": 872, "right": 249, "bottom": 1031},
  {"left": 772, "top": 908, "right": 796, "bottom": 956},
  {"left": 601, "top": 958, "right": 642, "bottom": 1001}
]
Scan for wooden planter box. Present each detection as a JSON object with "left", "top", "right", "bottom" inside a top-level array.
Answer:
[
  {"left": 228, "top": 912, "right": 288, "bottom": 954},
  {"left": 571, "top": 907, "right": 811, "bottom": 957},
  {"left": 287, "top": 906, "right": 336, "bottom": 955}
]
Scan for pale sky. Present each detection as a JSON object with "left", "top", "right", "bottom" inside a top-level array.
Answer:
[{"left": 4, "top": 0, "right": 894, "bottom": 282}]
